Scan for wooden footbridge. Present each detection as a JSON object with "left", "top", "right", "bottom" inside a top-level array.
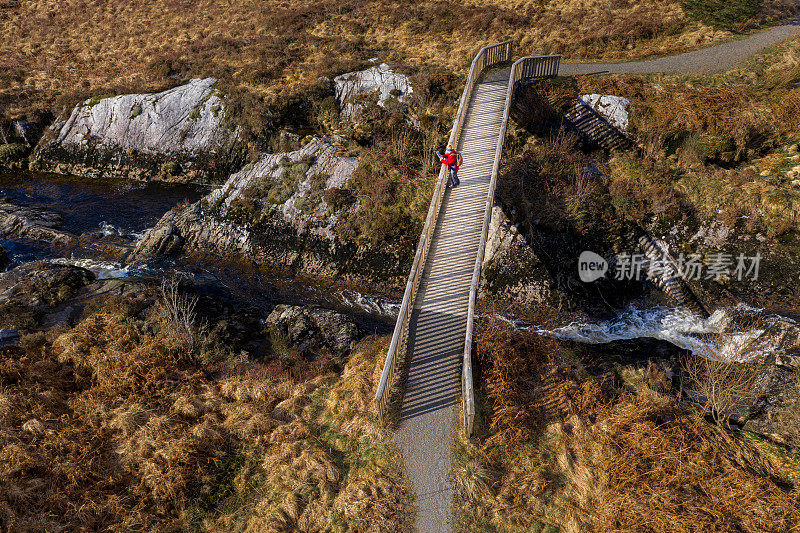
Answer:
[{"left": 375, "top": 42, "right": 560, "bottom": 532}]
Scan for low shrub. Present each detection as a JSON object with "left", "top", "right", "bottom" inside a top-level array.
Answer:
[
  {"left": 0, "top": 143, "right": 28, "bottom": 167},
  {"left": 323, "top": 187, "right": 356, "bottom": 212},
  {"left": 681, "top": 0, "right": 763, "bottom": 30},
  {"left": 0, "top": 291, "right": 412, "bottom": 530}
]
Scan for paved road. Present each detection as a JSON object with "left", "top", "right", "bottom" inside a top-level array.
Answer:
[
  {"left": 393, "top": 68, "right": 511, "bottom": 533},
  {"left": 561, "top": 18, "right": 800, "bottom": 75}
]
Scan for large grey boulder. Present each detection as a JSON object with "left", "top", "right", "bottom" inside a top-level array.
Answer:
[
  {"left": 265, "top": 304, "right": 363, "bottom": 358},
  {"left": 0, "top": 261, "right": 95, "bottom": 308},
  {"left": 133, "top": 136, "right": 358, "bottom": 260},
  {"left": 33, "top": 78, "right": 242, "bottom": 183},
  {"left": 133, "top": 138, "right": 358, "bottom": 259},
  {"left": 480, "top": 206, "right": 556, "bottom": 307},
  {"left": 207, "top": 136, "right": 358, "bottom": 239},
  {"left": 131, "top": 136, "right": 407, "bottom": 290},
  {"left": 334, "top": 63, "right": 413, "bottom": 121},
  {"left": 131, "top": 200, "right": 250, "bottom": 260}
]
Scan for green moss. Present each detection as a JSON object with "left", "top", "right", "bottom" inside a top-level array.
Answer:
[
  {"left": 680, "top": 0, "right": 762, "bottom": 30},
  {"left": 265, "top": 160, "right": 312, "bottom": 205},
  {"left": 0, "top": 143, "right": 28, "bottom": 166},
  {"left": 130, "top": 103, "right": 142, "bottom": 118},
  {"left": 295, "top": 173, "right": 327, "bottom": 215},
  {"left": 189, "top": 107, "right": 201, "bottom": 121},
  {"left": 87, "top": 94, "right": 106, "bottom": 107}
]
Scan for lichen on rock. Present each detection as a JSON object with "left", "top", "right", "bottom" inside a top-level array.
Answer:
[
  {"left": 334, "top": 63, "right": 413, "bottom": 121},
  {"left": 33, "top": 78, "right": 243, "bottom": 183},
  {"left": 265, "top": 304, "right": 363, "bottom": 358}
]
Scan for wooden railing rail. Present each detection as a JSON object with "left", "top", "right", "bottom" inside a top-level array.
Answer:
[
  {"left": 375, "top": 40, "right": 513, "bottom": 423},
  {"left": 461, "top": 54, "right": 560, "bottom": 436}
]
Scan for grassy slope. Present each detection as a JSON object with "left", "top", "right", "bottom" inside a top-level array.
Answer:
[
  {"left": 0, "top": 292, "right": 411, "bottom": 531},
  {"left": 453, "top": 319, "right": 800, "bottom": 533},
  {"left": 1, "top": 0, "right": 797, "bottom": 118}
]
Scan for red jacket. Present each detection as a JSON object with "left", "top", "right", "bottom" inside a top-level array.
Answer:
[{"left": 438, "top": 151, "right": 460, "bottom": 172}]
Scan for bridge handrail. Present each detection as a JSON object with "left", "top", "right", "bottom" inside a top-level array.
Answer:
[
  {"left": 461, "top": 54, "right": 561, "bottom": 436},
  {"left": 375, "top": 40, "right": 513, "bottom": 423}
]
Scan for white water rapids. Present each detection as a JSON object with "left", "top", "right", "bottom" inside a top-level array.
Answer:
[
  {"left": 49, "top": 258, "right": 130, "bottom": 280},
  {"left": 525, "top": 304, "right": 794, "bottom": 362}
]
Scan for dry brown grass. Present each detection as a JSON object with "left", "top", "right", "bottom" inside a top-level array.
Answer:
[
  {"left": 0, "top": 293, "right": 410, "bottom": 531},
  {"left": 588, "top": 395, "right": 800, "bottom": 532},
  {"left": 1, "top": 0, "right": 796, "bottom": 119},
  {"left": 454, "top": 317, "right": 800, "bottom": 532},
  {"left": 205, "top": 336, "right": 412, "bottom": 533}
]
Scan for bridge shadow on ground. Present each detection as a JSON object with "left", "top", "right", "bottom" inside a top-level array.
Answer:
[{"left": 489, "top": 80, "right": 647, "bottom": 318}]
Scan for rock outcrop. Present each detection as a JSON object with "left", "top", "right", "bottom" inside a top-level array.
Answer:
[
  {"left": 0, "top": 202, "right": 75, "bottom": 246},
  {"left": 564, "top": 94, "right": 633, "bottom": 151},
  {"left": 480, "top": 206, "right": 558, "bottom": 308},
  {"left": 0, "top": 262, "right": 95, "bottom": 307},
  {"left": 334, "top": 63, "right": 413, "bottom": 121},
  {"left": 33, "top": 78, "right": 243, "bottom": 183},
  {"left": 265, "top": 304, "right": 363, "bottom": 358},
  {"left": 132, "top": 137, "right": 408, "bottom": 290},
  {"left": 207, "top": 137, "right": 358, "bottom": 239}
]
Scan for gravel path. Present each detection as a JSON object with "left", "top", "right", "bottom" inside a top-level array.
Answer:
[{"left": 561, "top": 18, "right": 800, "bottom": 76}]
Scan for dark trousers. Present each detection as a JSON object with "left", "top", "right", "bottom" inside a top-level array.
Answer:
[{"left": 449, "top": 166, "right": 459, "bottom": 186}]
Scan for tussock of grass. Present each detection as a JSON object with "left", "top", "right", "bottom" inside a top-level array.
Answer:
[
  {"left": 0, "top": 292, "right": 410, "bottom": 531},
  {"left": 453, "top": 318, "right": 800, "bottom": 532}
]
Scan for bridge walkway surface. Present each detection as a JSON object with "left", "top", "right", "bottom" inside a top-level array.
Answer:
[{"left": 392, "top": 67, "right": 511, "bottom": 533}]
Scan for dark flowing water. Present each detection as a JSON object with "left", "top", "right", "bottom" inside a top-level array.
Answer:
[
  {"left": 0, "top": 171, "right": 208, "bottom": 263},
  {"left": 0, "top": 171, "right": 207, "bottom": 236},
  {"left": 0, "top": 171, "right": 400, "bottom": 328}
]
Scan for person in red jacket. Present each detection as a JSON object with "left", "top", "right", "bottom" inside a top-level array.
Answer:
[{"left": 436, "top": 145, "right": 461, "bottom": 187}]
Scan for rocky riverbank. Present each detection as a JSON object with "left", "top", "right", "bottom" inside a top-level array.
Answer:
[{"left": 132, "top": 135, "right": 410, "bottom": 291}]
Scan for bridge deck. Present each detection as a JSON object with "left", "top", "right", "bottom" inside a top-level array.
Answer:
[{"left": 393, "top": 67, "right": 511, "bottom": 533}]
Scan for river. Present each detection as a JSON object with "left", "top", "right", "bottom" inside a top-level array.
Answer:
[
  {"left": 0, "top": 170, "right": 208, "bottom": 264},
  {"left": 0, "top": 171, "right": 401, "bottom": 329}
]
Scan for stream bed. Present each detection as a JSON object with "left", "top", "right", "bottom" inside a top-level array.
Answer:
[
  {"left": 0, "top": 171, "right": 208, "bottom": 265},
  {"left": 0, "top": 171, "right": 401, "bottom": 330}
]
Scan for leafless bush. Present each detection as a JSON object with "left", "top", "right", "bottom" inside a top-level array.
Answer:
[
  {"left": 154, "top": 277, "right": 206, "bottom": 356},
  {"left": 421, "top": 119, "right": 443, "bottom": 176},
  {"left": 682, "top": 328, "right": 770, "bottom": 428}
]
